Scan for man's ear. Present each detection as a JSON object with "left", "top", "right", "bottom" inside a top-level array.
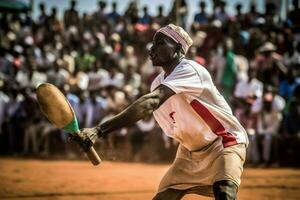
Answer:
[
  {"left": 177, "top": 44, "right": 185, "bottom": 56},
  {"left": 176, "top": 44, "right": 181, "bottom": 53},
  {"left": 172, "top": 45, "right": 180, "bottom": 58}
]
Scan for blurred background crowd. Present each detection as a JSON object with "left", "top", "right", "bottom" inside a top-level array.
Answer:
[{"left": 0, "top": 0, "right": 299, "bottom": 167}]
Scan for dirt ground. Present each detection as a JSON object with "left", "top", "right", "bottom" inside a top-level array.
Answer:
[{"left": 0, "top": 158, "right": 300, "bottom": 200}]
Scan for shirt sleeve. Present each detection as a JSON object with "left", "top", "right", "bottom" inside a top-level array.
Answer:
[
  {"left": 234, "top": 81, "right": 245, "bottom": 98},
  {"left": 251, "top": 99, "right": 262, "bottom": 114},
  {"left": 150, "top": 73, "right": 163, "bottom": 92},
  {"left": 162, "top": 63, "right": 204, "bottom": 95},
  {"left": 272, "top": 95, "right": 286, "bottom": 111}
]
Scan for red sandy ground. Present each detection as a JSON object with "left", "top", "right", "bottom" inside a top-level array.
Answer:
[{"left": 0, "top": 158, "right": 300, "bottom": 200}]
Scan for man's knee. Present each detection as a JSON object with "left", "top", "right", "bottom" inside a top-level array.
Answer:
[{"left": 213, "top": 180, "right": 238, "bottom": 200}]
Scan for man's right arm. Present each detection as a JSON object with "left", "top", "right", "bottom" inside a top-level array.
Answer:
[
  {"left": 98, "top": 84, "right": 175, "bottom": 135},
  {"left": 74, "top": 85, "right": 175, "bottom": 149}
]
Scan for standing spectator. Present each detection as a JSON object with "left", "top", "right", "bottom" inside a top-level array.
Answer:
[
  {"left": 63, "top": 0, "right": 80, "bottom": 29},
  {"left": 20, "top": 88, "right": 40, "bottom": 155},
  {"left": 107, "top": 2, "right": 121, "bottom": 25},
  {"left": 193, "top": 1, "right": 209, "bottom": 27},
  {"left": 48, "top": 7, "right": 63, "bottom": 37},
  {"left": 83, "top": 91, "right": 106, "bottom": 128},
  {"left": 0, "top": 85, "right": 9, "bottom": 135},
  {"left": 131, "top": 116, "right": 156, "bottom": 161},
  {"left": 37, "top": 3, "right": 48, "bottom": 26},
  {"left": 244, "top": 3, "right": 260, "bottom": 29},
  {"left": 287, "top": 0, "right": 300, "bottom": 42},
  {"left": 221, "top": 39, "right": 237, "bottom": 103},
  {"left": 234, "top": 69, "right": 263, "bottom": 165},
  {"left": 214, "top": 1, "right": 230, "bottom": 24},
  {"left": 124, "top": 1, "right": 139, "bottom": 24},
  {"left": 169, "top": 0, "right": 188, "bottom": 29},
  {"left": 139, "top": 6, "right": 152, "bottom": 25},
  {"left": 209, "top": 49, "right": 226, "bottom": 85},
  {"left": 153, "top": 5, "right": 168, "bottom": 26},
  {"left": 94, "top": 0, "right": 107, "bottom": 23},
  {"left": 252, "top": 86, "right": 285, "bottom": 167}
]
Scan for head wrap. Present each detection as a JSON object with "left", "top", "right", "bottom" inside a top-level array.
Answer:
[{"left": 155, "top": 24, "right": 193, "bottom": 54}]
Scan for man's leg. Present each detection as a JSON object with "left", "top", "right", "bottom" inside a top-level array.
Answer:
[
  {"left": 152, "top": 188, "right": 186, "bottom": 200},
  {"left": 213, "top": 180, "right": 238, "bottom": 200}
]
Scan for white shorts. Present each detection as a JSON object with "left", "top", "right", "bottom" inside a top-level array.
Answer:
[{"left": 158, "top": 137, "right": 247, "bottom": 197}]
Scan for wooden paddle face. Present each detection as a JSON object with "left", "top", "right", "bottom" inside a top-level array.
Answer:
[
  {"left": 36, "top": 83, "right": 74, "bottom": 129},
  {"left": 36, "top": 83, "right": 101, "bottom": 165}
]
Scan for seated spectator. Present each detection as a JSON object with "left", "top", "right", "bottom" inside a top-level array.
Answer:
[
  {"left": 118, "top": 45, "right": 138, "bottom": 72},
  {"left": 254, "top": 42, "right": 288, "bottom": 87},
  {"left": 47, "top": 60, "right": 70, "bottom": 89}
]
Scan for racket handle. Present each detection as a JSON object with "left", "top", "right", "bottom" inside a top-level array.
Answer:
[{"left": 86, "top": 146, "right": 102, "bottom": 165}]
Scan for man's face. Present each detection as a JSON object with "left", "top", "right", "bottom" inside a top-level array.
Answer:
[{"left": 150, "top": 32, "right": 178, "bottom": 66}]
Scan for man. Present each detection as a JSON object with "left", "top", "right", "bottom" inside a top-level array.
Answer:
[
  {"left": 63, "top": 0, "right": 79, "bottom": 29},
  {"left": 73, "top": 24, "right": 248, "bottom": 200}
]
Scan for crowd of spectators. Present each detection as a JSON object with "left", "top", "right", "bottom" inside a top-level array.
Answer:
[{"left": 0, "top": 0, "right": 299, "bottom": 166}]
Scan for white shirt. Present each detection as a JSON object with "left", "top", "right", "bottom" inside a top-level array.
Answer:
[
  {"left": 151, "top": 59, "right": 248, "bottom": 151},
  {"left": 251, "top": 95, "right": 286, "bottom": 114},
  {"left": 234, "top": 78, "right": 263, "bottom": 99},
  {"left": 251, "top": 95, "right": 285, "bottom": 135},
  {"left": 234, "top": 55, "right": 249, "bottom": 82},
  {"left": 83, "top": 97, "right": 107, "bottom": 128},
  {"left": 136, "top": 118, "right": 156, "bottom": 132}
]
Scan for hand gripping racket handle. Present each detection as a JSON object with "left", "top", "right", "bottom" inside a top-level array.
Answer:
[
  {"left": 86, "top": 146, "right": 102, "bottom": 165},
  {"left": 74, "top": 131, "right": 102, "bottom": 165}
]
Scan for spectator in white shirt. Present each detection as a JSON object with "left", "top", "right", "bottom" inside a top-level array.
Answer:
[{"left": 251, "top": 85, "right": 285, "bottom": 166}]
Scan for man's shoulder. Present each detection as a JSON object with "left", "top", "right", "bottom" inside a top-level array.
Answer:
[
  {"left": 178, "top": 58, "right": 208, "bottom": 75},
  {"left": 150, "top": 72, "right": 164, "bottom": 91}
]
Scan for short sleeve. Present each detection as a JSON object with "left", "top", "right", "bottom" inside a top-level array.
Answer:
[
  {"left": 251, "top": 99, "right": 262, "bottom": 114},
  {"left": 234, "top": 81, "right": 246, "bottom": 98},
  {"left": 162, "top": 63, "right": 204, "bottom": 95},
  {"left": 273, "top": 95, "right": 285, "bottom": 111},
  {"left": 150, "top": 73, "right": 163, "bottom": 92}
]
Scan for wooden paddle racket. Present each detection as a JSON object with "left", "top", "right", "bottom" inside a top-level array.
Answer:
[{"left": 36, "top": 83, "right": 101, "bottom": 165}]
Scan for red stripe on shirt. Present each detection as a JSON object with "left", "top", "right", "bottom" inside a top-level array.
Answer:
[{"left": 190, "top": 99, "right": 237, "bottom": 147}]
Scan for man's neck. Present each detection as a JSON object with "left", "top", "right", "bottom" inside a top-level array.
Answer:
[{"left": 162, "top": 57, "right": 183, "bottom": 77}]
